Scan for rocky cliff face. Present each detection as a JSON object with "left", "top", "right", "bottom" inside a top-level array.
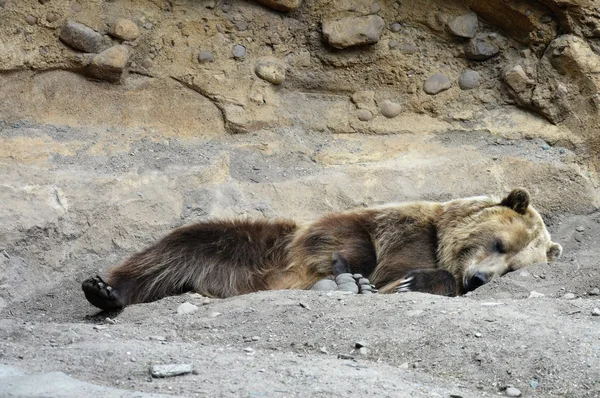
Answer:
[{"left": 1, "top": 1, "right": 600, "bottom": 397}]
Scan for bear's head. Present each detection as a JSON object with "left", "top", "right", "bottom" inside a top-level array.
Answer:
[{"left": 438, "top": 188, "right": 562, "bottom": 293}]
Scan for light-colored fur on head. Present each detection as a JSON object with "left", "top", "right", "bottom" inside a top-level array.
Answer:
[{"left": 437, "top": 188, "right": 562, "bottom": 292}]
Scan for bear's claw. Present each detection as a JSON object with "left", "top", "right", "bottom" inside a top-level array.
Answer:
[
  {"left": 396, "top": 276, "right": 414, "bottom": 293},
  {"left": 82, "top": 275, "right": 124, "bottom": 310}
]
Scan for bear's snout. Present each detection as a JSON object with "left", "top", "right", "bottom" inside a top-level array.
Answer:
[{"left": 464, "top": 271, "right": 489, "bottom": 292}]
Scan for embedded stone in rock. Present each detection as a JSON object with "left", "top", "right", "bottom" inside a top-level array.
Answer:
[
  {"left": 458, "top": 69, "right": 480, "bottom": 90},
  {"left": 25, "top": 15, "right": 37, "bottom": 26},
  {"left": 232, "top": 44, "right": 246, "bottom": 59},
  {"left": 253, "top": 0, "right": 303, "bottom": 12},
  {"left": 447, "top": 12, "right": 478, "bottom": 38},
  {"left": 465, "top": 34, "right": 500, "bottom": 61},
  {"left": 86, "top": 45, "right": 129, "bottom": 83},
  {"left": 59, "top": 21, "right": 104, "bottom": 53},
  {"left": 109, "top": 18, "right": 140, "bottom": 41},
  {"left": 379, "top": 100, "right": 401, "bottom": 118},
  {"left": 46, "top": 12, "right": 60, "bottom": 23},
  {"left": 198, "top": 51, "right": 215, "bottom": 63},
  {"left": 423, "top": 73, "right": 451, "bottom": 95},
  {"left": 356, "top": 109, "right": 373, "bottom": 121},
  {"left": 322, "top": 15, "right": 385, "bottom": 49},
  {"left": 255, "top": 61, "right": 286, "bottom": 85},
  {"left": 504, "top": 64, "right": 535, "bottom": 94}
]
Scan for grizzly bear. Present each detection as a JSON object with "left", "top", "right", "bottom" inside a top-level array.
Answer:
[{"left": 82, "top": 188, "right": 562, "bottom": 310}]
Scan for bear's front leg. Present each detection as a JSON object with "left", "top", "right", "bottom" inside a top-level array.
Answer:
[
  {"left": 380, "top": 269, "right": 458, "bottom": 297},
  {"left": 311, "top": 252, "right": 377, "bottom": 294}
]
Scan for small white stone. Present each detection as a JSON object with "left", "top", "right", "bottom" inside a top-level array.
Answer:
[
  {"left": 592, "top": 308, "right": 600, "bottom": 316},
  {"left": 177, "top": 302, "right": 198, "bottom": 315},
  {"left": 505, "top": 387, "right": 522, "bottom": 397},
  {"left": 150, "top": 364, "right": 193, "bottom": 378},
  {"left": 528, "top": 291, "right": 545, "bottom": 299},
  {"left": 563, "top": 293, "right": 576, "bottom": 300}
]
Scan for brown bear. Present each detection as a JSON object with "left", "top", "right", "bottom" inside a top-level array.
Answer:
[{"left": 82, "top": 188, "right": 562, "bottom": 310}]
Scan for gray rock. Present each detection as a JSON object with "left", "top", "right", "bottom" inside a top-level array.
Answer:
[
  {"left": 46, "top": 12, "right": 60, "bottom": 23},
  {"left": 589, "top": 287, "right": 599, "bottom": 296},
  {"left": 311, "top": 279, "right": 337, "bottom": 291},
  {"left": 447, "top": 12, "right": 478, "bottom": 38},
  {"left": 109, "top": 18, "right": 140, "bottom": 41},
  {"left": 232, "top": 44, "right": 246, "bottom": 59},
  {"left": 465, "top": 34, "right": 500, "bottom": 61},
  {"left": 235, "top": 21, "right": 248, "bottom": 32},
  {"left": 458, "top": 69, "right": 480, "bottom": 90},
  {"left": 335, "top": 273, "right": 355, "bottom": 285},
  {"left": 575, "top": 226, "right": 585, "bottom": 232},
  {"left": 176, "top": 302, "right": 198, "bottom": 314},
  {"left": 592, "top": 308, "right": 600, "bottom": 316},
  {"left": 25, "top": 15, "right": 37, "bottom": 26},
  {"left": 322, "top": 15, "right": 385, "bottom": 49},
  {"left": 423, "top": 73, "right": 451, "bottom": 95},
  {"left": 390, "top": 22, "right": 402, "bottom": 32},
  {"left": 505, "top": 387, "right": 522, "bottom": 397},
  {"left": 337, "top": 282, "right": 359, "bottom": 294},
  {"left": 86, "top": 45, "right": 129, "bottom": 83},
  {"left": 198, "top": 51, "right": 215, "bottom": 63},
  {"left": 388, "top": 39, "right": 399, "bottom": 49},
  {"left": 59, "top": 21, "right": 104, "bottom": 53},
  {"left": 379, "top": 100, "right": 402, "bottom": 118},
  {"left": 150, "top": 364, "right": 193, "bottom": 378},
  {"left": 255, "top": 61, "right": 286, "bottom": 85},
  {"left": 358, "top": 347, "right": 370, "bottom": 356},
  {"left": 356, "top": 109, "right": 373, "bottom": 121},
  {"left": 563, "top": 293, "right": 576, "bottom": 300}
]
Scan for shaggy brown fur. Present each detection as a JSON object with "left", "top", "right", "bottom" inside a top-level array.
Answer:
[{"left": 82, "top": 189, "right": 562, "bottom": 310}]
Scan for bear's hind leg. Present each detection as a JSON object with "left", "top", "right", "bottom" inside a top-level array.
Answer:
[
  {"left": 81, "top": 275, "right": 125, "bottom": 310},
  {"left": 379, "top": 269, "right": 457, "bottom": 297}
]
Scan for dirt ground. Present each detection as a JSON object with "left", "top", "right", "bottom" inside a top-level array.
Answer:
[{"left": 1, "top": 0, "right": 600, "bottom": 396}]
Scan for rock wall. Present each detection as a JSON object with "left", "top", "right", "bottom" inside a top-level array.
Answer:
[{"left": 1, "top": 0, "right": 600, "bottom": 303}]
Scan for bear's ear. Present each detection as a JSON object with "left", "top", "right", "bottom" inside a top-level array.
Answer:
[
  {"left": 547, "top": 242, "right": 562, "bottom": 262},
  {"left": 500, "top": 188, "right": 530, "bottom": 214}
]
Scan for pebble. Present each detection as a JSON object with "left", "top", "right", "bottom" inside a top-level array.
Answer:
[
  {"left": 322, "top": 15, "right": 385, "bottom": 49},
  {"left": 474, "top": 332, "right": 482, "bottom": 338},
  {"left": 541, "top": 143, "right": 551, "bottom": 150},
  {"left": 390, "top": 22, "right": 402, "bottom": 32},
  {"left": 254, "top": 0, "right": 303, "bottom": 11},
  {"left": 528, "top": 291, "right": 545, "bottom": 299},
  {"left": 335, "top": 273, "right": 355, "bottom": 285},
  {"left": 399, "top": 362, "right": 409, "bottom": 369},
  {"left": 59, "top": 20, "right": 104, "bottom": 53},
  {"left": 465, "top": 34, "right": 500, "bottom": 61},
  {"left": 336, "top": 282, "right": 359, "bottom": 294},
  {"left": 504, "top": 65, "right": 534, "bottom": 93},
  {"left": 255, "top": 61, "right": 286, "bottom": 85},
  {"left": 589, "top": 288, "right": 599, "bottom": 296},
  {"left": 141, "top": 58, "right": 153, "bottom": 68},
  {"left": 235, "top": 20, "right": 248, "bottom": 32},
  {"left": 358, "top": 347, "right": 369, "bottom": 356},
  {"left": 25, "top": 15, "right": 37, "bottom": 26},
  {"left": 592, "top": 308, "right": 600, "bottom": 316},
  {"left": 423, "top": 73, "right": 451, "bottom": 95},
  {"left": 563, "top": 293, "right": 576, "bottom": 300},
  {"left": 149, "top": 336, "right": 166, "bottom": 341},
  {"left": 447, "top": 12, "right": 478, "bottom": 38},
  {"left": 109, "top": 18, "right": 140, "bottom": 41},
  {"left": 150, "top": 364, "right": 193, "bottom": 378},
  {"left": 458, "top": 69, "right": 480, "bottom": 90},
  {"left": 198, "top": 51, "right": 215, "bottom": 63},
  {"left": 177, "top": 302, "right": 199, "bottom": 314},
  {"left": 232, "top": 44, "right": 246, "bottom": 59},
  {"left": 209, "top": 311, "right": 221, "bottom": 318},
  {"left": 312, "top": 279, "right": 337, "bottom": 291},
  {"left": 319, "top": 347, "right": 329, "bottom": 354},
  {"left": 71, "top": 2, "right": 82, "bottom": 12},
  {"left": 46, "top": 12, "right": 60, "bottom": 23},
  {"left": 356, "top": 109, "right": 373, "bottom": 121},
  {"left": 244, "top": 347, "right": 254, "bottom": 353},
  {"left": 379, "top": 100, "right": 402, "bottom": 118},
  {"left": 575, "top": 226, "right": 585, "bottom": 232},
  {"left": 505, "top": 387, "right": 522, "bottom": 397},
  {"left": 388, "top": 39, "right": 399, "bottom": 49}
]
